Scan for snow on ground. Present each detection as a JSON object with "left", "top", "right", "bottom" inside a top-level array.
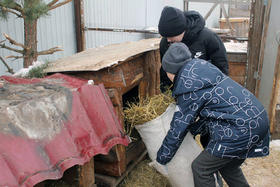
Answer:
[
  {"left": 270, "top": 139, "right": 280, "bottom": 151},
  {"left": 13, "top": 61, "right": 46, "bottom": 77},
  {"left": 224, "top": 41, "right": 248, "bottom": 53}
]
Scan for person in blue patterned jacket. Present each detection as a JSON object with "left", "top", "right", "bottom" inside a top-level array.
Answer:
[{"left": 154, "top": 42, "right": 270, "bottom": 187}]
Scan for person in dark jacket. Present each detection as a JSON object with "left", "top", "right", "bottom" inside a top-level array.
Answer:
[
  {"left": 154, "top": 42, "right": 270, "bottom": 187},
  {"left": 158, "top": 6, "right": 228, "bottom": 92},
  {"left": 158, "top": 7, "right": 228, "bottom": 170}
]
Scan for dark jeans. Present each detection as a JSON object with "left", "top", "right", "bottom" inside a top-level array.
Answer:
[
  {"left": 192, "top": 150, "right": 249, "bottom": 187},
  {"left": 200, "top": 134, "right": 224, "bottom": 187}
]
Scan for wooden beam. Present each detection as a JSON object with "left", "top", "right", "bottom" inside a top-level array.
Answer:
[
  {"left": 74, "top": 0, "right": 85, "bottom": 52},
  {"left": 254, "top": 0, "right": 272, "bottom": 97},
  {"left": 184, "top": 0, "right": 189, "bottom": 11},
  {"left": 245, "top": 0, "right": 266, "bottom": 93},
  {"left": 220, "top": 2, "right": 234, "bottom": 33},
  {"left": 143, "top": 50, "right": 161, "bottom": 97},
  {"left": 269, "top": 44, "right": 280, "bottom": 134},
  {"left": 78, "top": 158, "right": 95, "bottom": 187},
  {"left": 204, "top": 2, "right": 219, "bottom": 20}
]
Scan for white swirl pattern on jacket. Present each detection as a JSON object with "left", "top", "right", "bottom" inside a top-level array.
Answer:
[{"left": 157, "top": 59, "right": 270, "bottom": 165}]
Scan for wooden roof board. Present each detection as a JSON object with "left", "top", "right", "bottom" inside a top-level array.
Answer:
[{"left": 45, "top": 38, "right": 161, "bottom": 73}]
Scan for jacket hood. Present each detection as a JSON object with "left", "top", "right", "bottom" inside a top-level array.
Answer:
[
  {"left": 172, "top": 59, "right": 224, "bottom": 97},
  {"left": 183, "top": 11, "right": 205, "bottom": 43}
]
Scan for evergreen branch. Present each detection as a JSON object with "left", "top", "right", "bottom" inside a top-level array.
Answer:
[
  {"left": 3, "top": 33, "right": 29, "bottom": 50},
  {"left": 0, "top": 2, "right": 23, "bottom": 14},
  {"left": 5, "top": 55, "right": 23, "bottom": 59},
  {"left": 48, "top": 0, "right": 72, "bottom": 11},
  {"left": 11, "top": 2, "right": 23, "bottom": 13},
  {"left": 37, "top": 46, "right": 63, "bottom": 55},
  {"left": 0, "top": 56, "right": 14, "bottom": 74},
  {"left": 0, "top": 43, "right": 23, "bottom": 54},
  {"left": 1, "top": 7, "right": 22, "bottom": 17}
]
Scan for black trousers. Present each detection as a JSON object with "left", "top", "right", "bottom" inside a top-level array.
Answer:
[{"left": 191, "top": 150, "right": 249, "bottom": 187}]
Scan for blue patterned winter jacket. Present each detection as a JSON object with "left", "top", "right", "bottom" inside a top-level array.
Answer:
[{"left": 156, "top": 58, "right": 270, "bottom": 165}]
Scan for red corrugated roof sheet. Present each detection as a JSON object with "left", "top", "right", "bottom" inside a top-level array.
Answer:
[{"left": 0, "top": 73, "right": 129, "bottom": 187}]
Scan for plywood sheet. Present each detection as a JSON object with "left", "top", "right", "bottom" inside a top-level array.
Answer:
[{"left": 45, "top": 38, "right": 160, "bottom": 73}]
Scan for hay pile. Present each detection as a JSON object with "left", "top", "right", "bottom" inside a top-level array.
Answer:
[
  {"left": 119, "top": 159, "right": 171, "bottom": 187},
  {"left": 123, "top": 90, "right": 175, "bottom": 135}
]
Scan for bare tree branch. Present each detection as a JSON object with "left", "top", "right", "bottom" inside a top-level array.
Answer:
[
  {"left": 5, "top": 55, "right": 24, "bottom": 59},
  {"left": 0, "top": 56, "right": 14, "bottom": 74},
  {"left": 37, "top": 46, "right": 63, "bottom": 55},
  {"left": 3, "top": 33, "right": 29, "bottom": 50},
  {"left": 0, "top": 43, "right": 24, "bottom": 54},
  {"left": 1, "top": 7, "right": 22, "bottom": 17},
  {"left": 48, "top": 0, "right": 72, "bottom": 11}
]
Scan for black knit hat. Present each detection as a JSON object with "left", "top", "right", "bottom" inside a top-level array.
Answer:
[
  {"left": 158, "top": 6, "right": 186, "bottom": 37},
  {"left": 162, "top": 42, "right": 192, "bottom": 74}
]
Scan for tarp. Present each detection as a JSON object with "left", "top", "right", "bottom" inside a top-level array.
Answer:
[{"left": 0, "top": 73, "right": 129, "bottom": 187}]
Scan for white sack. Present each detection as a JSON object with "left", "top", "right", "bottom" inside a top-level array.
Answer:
[{"left": 135, "top": 104, "right": 202, "bottom": 187}]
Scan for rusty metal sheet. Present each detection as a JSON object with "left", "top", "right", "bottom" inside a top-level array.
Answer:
[
  {"left": 0, "top": 73, "right": 129, "bottom": 187},
  {"left": 45, "top": 38, "right": 160, "bottom": 73}
]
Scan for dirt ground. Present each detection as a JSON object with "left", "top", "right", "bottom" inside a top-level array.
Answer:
[
  {"left": 120, "top": 140, "right": 280, "bottom": 187},
  {"left": 47, "top": 140, "right": 280, "bottom": 187},
  {"left": 234, "top": 139, "right": 280, "bottom": 187}
]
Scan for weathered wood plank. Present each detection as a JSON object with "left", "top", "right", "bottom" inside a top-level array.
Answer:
[
  {"left": 254, "top": 0, "right": 272, "bottom": 97},
  {"left": 227, "top": 52, "right": 247, "bottom": 63},
  {"left": 71, "top": 57, "right": 144, "bottom": 95},
  {"left": 228, "top": 62, "right": 246, "bottom": 77},
  {"left": 246, "top": 0, "right": 267, "bottom": 93},
  {"left": 45, "top": 38, "right": 160, "bottom": 73},
  {"left": 78, "top": 158, "right": 95, "bottom": 187},
  {"left": 94, "top": 145, "right": 126, "bottom": 177},
  {"left": 269, "top": 45, "right": 280, "bottom": 134},
  {"left": 74, "top": 0, "right": 85, "bottom": 52},
  {"left": 227, "top": 52, "right": 247, "bottom": 86}
]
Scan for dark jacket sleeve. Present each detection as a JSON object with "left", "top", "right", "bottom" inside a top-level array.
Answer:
[
  {"left": 205, "top": 33, "right": 229, "bottom": 75},
  {"left": 156, "top": 92, "right": 203, "bottom": 165}
]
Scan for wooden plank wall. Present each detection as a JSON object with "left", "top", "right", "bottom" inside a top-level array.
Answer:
[
  {"left": 227, "top": 52, "right": 247, "bottom": 86},
  {"left": 246, "top": 0, "right": 271, "bottom": 94},
  {"left": 69, "top": 50, "right": 161, "bottom": 178},
  {"left": 246, "top": 0, "right": 265, "bottom": 93}
]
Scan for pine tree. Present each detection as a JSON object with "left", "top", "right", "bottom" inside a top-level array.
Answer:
[{"left": 0, "top": 0, "right": 72, "bottom": 68}]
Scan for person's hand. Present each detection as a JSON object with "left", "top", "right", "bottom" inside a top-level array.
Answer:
[{"left": 148, "top": 160, "right": 168, "bottom": 177}]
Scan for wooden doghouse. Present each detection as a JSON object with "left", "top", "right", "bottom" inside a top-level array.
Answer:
[
  {"left": 45, "top": 38, "right": 248, "bottom": 186},
  {"left": 45, "top": 38, "right": 161, "bottom": 185}
]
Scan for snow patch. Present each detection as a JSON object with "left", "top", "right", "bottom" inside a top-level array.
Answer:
[
  {"left": 270, "top": 139, "right": 280, "bottom": 151},
  {"left": 224, "top": 41, "right": 248, "bottom": 53},
  {"left": 13, "top": 61, "right": 46, "bottom": 77}
]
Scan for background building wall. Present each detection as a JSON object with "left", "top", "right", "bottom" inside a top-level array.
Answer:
[
  {"left": 0, "top": 0, "right": 223, "bottom": 75},
  {"left": 83, "top": 0, "right": 184, "bottom": 49}
]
